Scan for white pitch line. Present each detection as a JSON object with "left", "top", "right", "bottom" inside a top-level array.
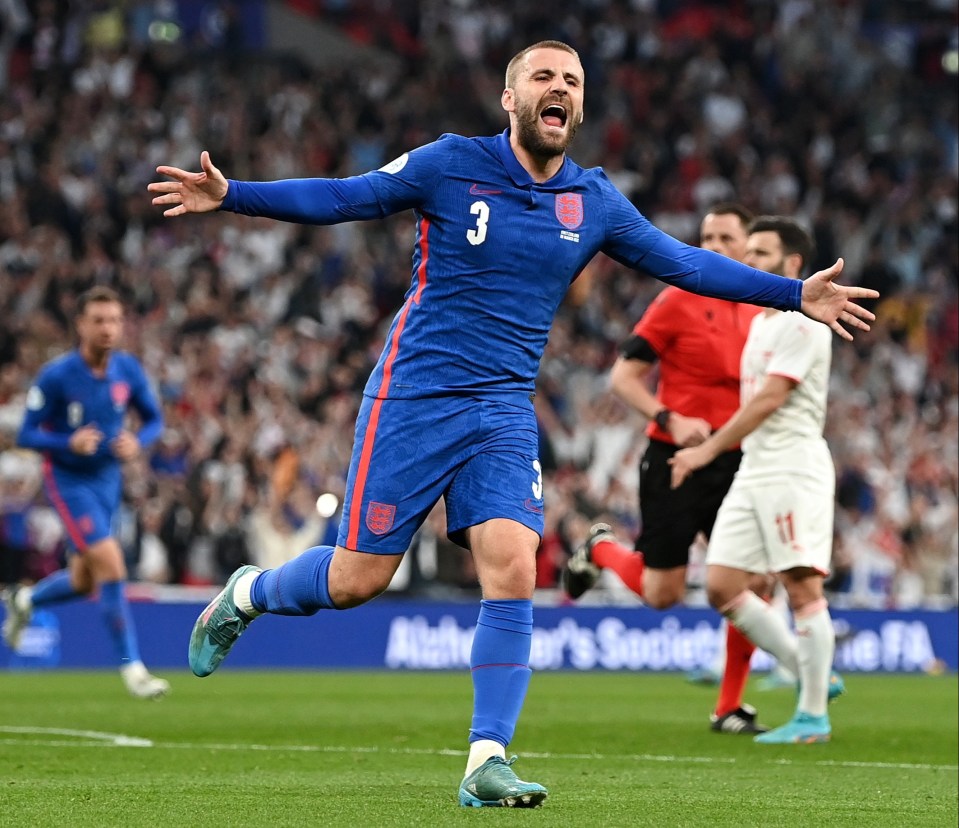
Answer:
[
  {"left": 0, "top": 726, "right": 152, "bottom": 747},
  {"left": 0, "top": 727, "right": 955, "bottom": 772}
]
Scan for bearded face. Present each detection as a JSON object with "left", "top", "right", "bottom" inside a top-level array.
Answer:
[
  {"left": 513, "top": 92, "right": 581, "bottom": 159},
  {"left": 745, "top": 231, "right": 790, "bottom": 278},
  {"left": 505, "top": 47, "right": 585, "bottom": 162}
]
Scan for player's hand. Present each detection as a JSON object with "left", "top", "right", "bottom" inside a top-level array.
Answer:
[
  {"left": 148, "top": 150, "right": 229, "bottom": 216},
  {"left": 668, "top": 444, "right": 713, "bottom": 489},
  {"left": 69, "top": 425, "right": 104, "bottom": 455},
  {"left": 800, "top": 258, "right": 879, "bottom": 341},
  {"left": 111, "top": 430, "right": 141, "bottom": 461},
  {"left": 669, "top": 414, "right": 712, "bottom": 447}
]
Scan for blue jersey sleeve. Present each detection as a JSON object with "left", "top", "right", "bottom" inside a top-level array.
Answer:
[
  {"left": 359, "top": 138, "right": 448, "bottom": 212},
  {"left": 600, "top": 180, "right": 802, "bottom": 311},
  {"left": 17, "top": 367, "right": 72, "bottom": 453},
  {"left": 222, "top": 175, "right": 383, "bottom": 224},
  {"left": 220, "top": 138, "right": 447, "bottom": 224}
]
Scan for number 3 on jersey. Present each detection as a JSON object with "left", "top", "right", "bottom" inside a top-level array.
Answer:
[{"left": 467, "top": 200, "right": 489, "bottom": 245}]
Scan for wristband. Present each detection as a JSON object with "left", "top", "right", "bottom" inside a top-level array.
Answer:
[{"left": 654, "top": 408, "right": 672, "bottom": 431}]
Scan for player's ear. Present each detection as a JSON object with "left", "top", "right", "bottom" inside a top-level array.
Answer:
[
  {"left": 502, "top": 88, "right": 514, "bottom": 113},
  {"left": 785, "top": 252, "right": 804, "bottom": 279}
]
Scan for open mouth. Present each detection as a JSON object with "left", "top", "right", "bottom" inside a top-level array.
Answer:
[{"left": 540, "top": 104, "right": 568, "bottom": 129}]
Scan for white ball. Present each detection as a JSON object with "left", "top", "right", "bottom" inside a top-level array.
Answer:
[{"left": 315, "top": 492, "right": 339, "bottom": 518}]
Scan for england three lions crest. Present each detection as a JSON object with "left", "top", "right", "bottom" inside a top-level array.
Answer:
[
  {"left": 110, "top": 381, "right": 130, "bottom": 411},
  {"left": 555, "top": 193, "right": 584, "bottom": 229},
  {"left": 366, "top": 501, "right": 396, "bottom": 535}
]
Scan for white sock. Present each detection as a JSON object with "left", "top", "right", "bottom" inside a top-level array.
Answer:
[
  {"left": 232, "top": 572, "right": 262, "bottom": 618},
  {"left": 465, "top": 739, "right": 505, "bottom": 777},
  {"left": 710, "top": 619, "right": 728, "bottom": 676},
  {"left": 16, "top": 587, "right": 33, "bottom": 613},
  {"left": 722, "top": 590, "right": 799, "bottom": 676},
  {"left": 795, "top": 598, "right": 835, "bottom": 717}
]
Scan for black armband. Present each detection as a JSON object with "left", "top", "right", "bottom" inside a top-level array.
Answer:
[{"left": 619, "top": 334, "right": 659, "bottom": 363}]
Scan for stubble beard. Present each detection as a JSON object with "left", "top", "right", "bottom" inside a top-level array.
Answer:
[
  {"left": 514, "top": 100, "right": 579, "bottom": 161},
  {"left": 766, "top": 259, "right": 786, "bottom": 278},
  {"left": 83, "top": 337, "right": 116, "bottom": 366}
]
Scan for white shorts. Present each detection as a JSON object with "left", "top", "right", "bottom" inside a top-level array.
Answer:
[{"left": 705, "top": 476, "right": 834, "bottom": 575}]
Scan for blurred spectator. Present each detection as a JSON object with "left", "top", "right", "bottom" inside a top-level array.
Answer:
[
  {"left": 0, "top": 449, "right": 64, "bottom": 585},
  {"left": 245, "top": 481, "right": 323, "bottom": 573}
]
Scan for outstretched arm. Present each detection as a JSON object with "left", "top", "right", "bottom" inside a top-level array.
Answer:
[
  {"left": 149, "top": 152, "right": 393, "bottom": 225},
  {"left": 601, "top": 189, "right": 880, "bottom": 340},
  {"left": 148, "top": 150, "right": 229, "bottom": 216},
  {"left": 800, "top": 258, "right": 878, "bottom": 341}
]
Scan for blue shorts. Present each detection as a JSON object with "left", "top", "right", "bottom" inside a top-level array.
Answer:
[
  {"left": 42, "top": 461, "right": 120, "bottom": 552},
  {"left": 337, "top": 395, "right": 545, "bottom": 554}
]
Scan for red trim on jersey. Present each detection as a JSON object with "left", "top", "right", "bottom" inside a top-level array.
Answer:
[
  {"left": 41, "top": 455, "right": 87, "bottom": 551},
  {"left": 346, "top": 218, "right": 431, "bottom": 549},
  {"left": 413, "top": 217, "right": 429, "bottom": 303},
  {"left": 346, "top": 395, "right": 385, "bottom": 549}
]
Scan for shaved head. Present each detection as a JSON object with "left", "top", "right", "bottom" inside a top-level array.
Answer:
[{"left": 506, "top": 40, "right": 581, "bottom": 89}]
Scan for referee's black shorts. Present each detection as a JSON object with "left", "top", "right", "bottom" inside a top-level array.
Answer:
[{"left": 635, "top": 437, "right": 742, "bottom": 570}]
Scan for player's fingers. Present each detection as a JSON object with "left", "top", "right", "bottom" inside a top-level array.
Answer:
[
  {"left": 840, "top": 307, "right": 873, "bottom": 328},
  {"left": 154, "top": 165, "right": 192, "bottom": 180},
  {"left": 151, "top": 192, "right": 182, "bottom": 206},
  {"left": 812, "top": 257, "right": 844, "bottom": 284},
  {"left": 147, "top": 181, "right": 183, "bottom": 194},
  {"left": 830, "top": 321, "right": 854, "bottom": 342},
  {"left": 163, "top": 204, "right": 187, "bottom": 217},
  {"left": 668, "top": 461, "right": 684, "bottom": 488},
  {"left": 845, "top": 301, "right": 876, "bottom": 322}
]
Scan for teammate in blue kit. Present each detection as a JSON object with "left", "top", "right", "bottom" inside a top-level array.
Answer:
[
  {"left": 149, "top": 41, "right": 877, "bottom": 806},
  {"left": 2, "top": 286, "right": 170, "bottom": 699}
]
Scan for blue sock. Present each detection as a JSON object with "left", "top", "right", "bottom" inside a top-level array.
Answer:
[
  {"left": 250, "top": 545, "right": 336, "bottom": 615},
  {"left": 29, "top": 569, "right": 80, "bottom": 607},
  {"left": 468, "top": 599, "right": 533, "bottom": 747},
  {"left": 98, "top": 580, "right": 141, "bottom": 665}
]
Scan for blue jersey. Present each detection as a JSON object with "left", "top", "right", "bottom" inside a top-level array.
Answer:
[
  {"left": 222, "top": 130, "right": 803, "bottom": 401},
  {"left": 18, "top": 350, "right": 163, "bottom": 477}
]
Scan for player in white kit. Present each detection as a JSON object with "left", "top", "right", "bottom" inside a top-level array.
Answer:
[{"left": 669, "top": 216, "right": 844, "bottom": 744}]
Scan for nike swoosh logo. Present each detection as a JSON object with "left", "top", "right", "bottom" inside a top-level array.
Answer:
[
  {"left": 470, "top": 183, "right": 502, "bottom": 195},
  {"left": 200, "top": 591, "right": 224, "bottom": 625}
]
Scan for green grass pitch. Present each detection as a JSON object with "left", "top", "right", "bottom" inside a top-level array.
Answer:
[{"left": 0, "top": 670, "right": 955, "bottom": 827}]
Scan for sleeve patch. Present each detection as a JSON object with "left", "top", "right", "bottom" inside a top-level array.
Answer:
[
  {"left": 379, "top": 153, "right": 409, "bottom": 174},
  {"left": 26, "top": 386, "right": 45, "bottom": 411}
]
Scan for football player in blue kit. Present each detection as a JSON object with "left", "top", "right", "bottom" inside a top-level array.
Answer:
[
  {"left": 149, "top": 41, "right": 877, "bottom": 806},
  {"left": 2, "top": 286, "right": 169, "bottom": 699}
]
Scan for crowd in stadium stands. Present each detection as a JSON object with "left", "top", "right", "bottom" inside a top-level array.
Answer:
[{"left": 0, "top": 0, "right": 956, "bottom": 609}]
